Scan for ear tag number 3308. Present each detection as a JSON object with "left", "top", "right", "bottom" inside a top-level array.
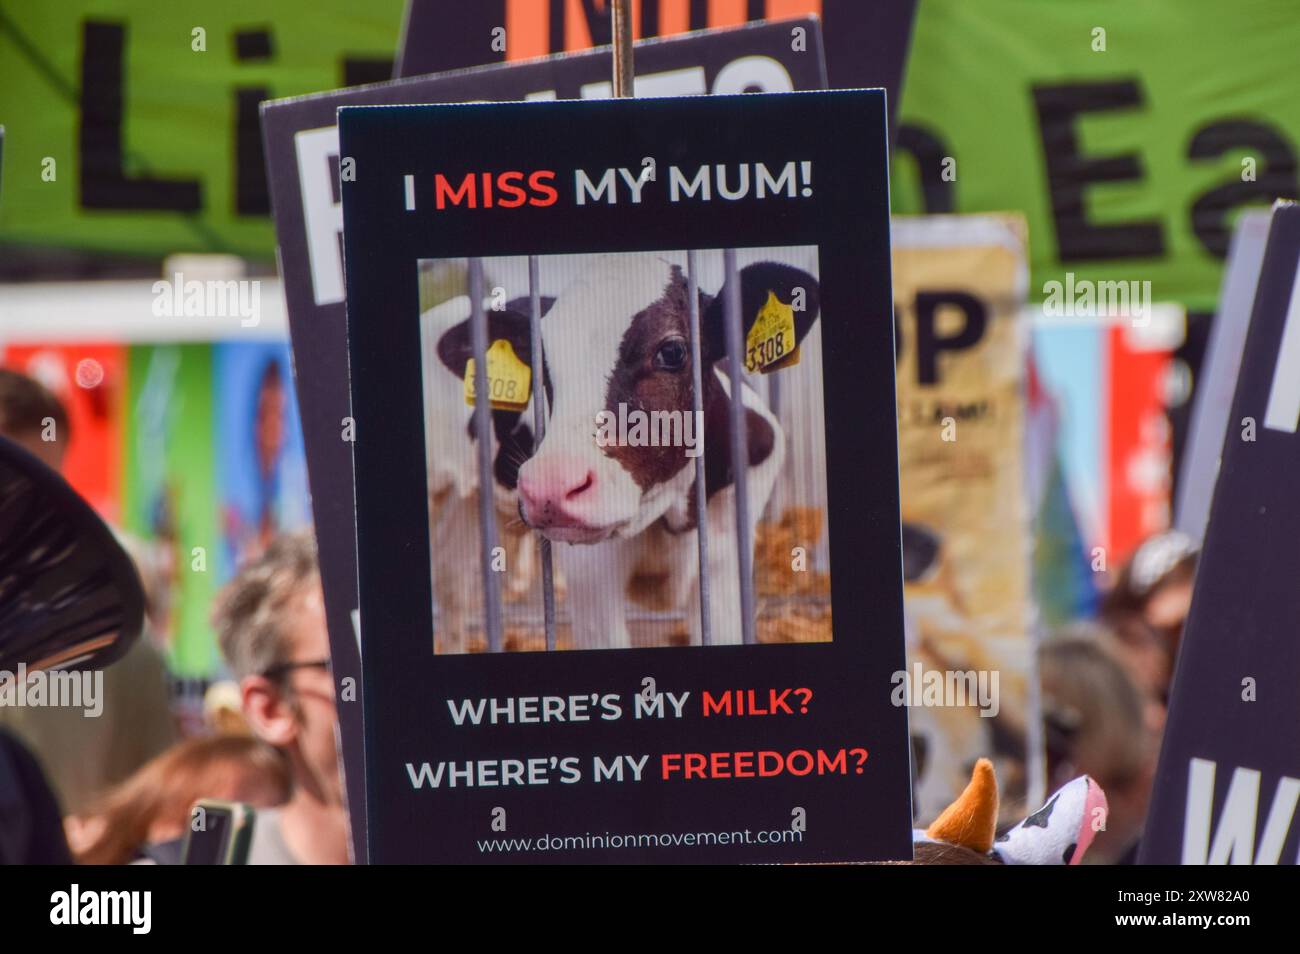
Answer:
[
  {"left": 745, "top": 290, "right": 799, "bottom": 374},
  {"left": 464, "top": 339, "right": 532, "bottom": 412}
]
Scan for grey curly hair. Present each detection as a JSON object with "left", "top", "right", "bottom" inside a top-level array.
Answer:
[{"left": 213, "top": 530, "right": 320, "bottom": 680}]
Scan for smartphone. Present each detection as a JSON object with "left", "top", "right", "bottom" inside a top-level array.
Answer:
[{"left": 180, "top": 800, "right": 256, "bottom": 865}]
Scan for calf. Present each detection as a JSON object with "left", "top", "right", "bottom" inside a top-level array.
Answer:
[{"left": 437, "top": 253, "right": 820, "bottom": 648}]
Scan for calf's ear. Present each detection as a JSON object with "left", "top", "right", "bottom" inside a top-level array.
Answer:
[
  {"left": 436, "top": 307, "right": 536, "bottom": 378},
  {"left": 701, "top": 261, "right": 821, "bottom": 363},
  {"left": 505, "top": 295, "right": 555, "bottom": 319}
]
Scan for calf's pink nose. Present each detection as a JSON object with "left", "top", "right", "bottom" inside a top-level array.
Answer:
[{"left": 518, "top": 456, "right": 597, "bottom": 517}]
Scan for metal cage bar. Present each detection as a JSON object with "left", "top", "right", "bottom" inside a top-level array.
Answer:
[
  {"left": 721, "top": 249, "right": 758, "bottom": 645},
  {"left": 767, "top": 366, "right": 781, "bottom": 422},
  {"left": 468, "top": 257, "right": 504, "bottom": 652},
  {"left": 527, "top": 256, "right": 558, "bottom": 651},
  {"left": 686, "top": 250, "right": 712, "bottom": 646}
]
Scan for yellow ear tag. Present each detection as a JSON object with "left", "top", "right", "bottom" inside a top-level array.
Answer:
[
  {"left": 744, "top": 290, "right": 799, "bottom": 374},
  {"left": 463, "top": 339, "right": 532, "bottom": 412}
]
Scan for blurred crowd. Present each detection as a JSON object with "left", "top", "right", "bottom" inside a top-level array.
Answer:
[
  {"left": 2, "top": 368, "right": 345, "bottom": 864},
  {"left": 0, "top": 366, "right": 1196, "bottom": 864}
]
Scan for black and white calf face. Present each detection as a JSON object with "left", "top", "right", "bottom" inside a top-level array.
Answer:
[{"left": 515, "top": 253, "right": 820, "bottom": 545}]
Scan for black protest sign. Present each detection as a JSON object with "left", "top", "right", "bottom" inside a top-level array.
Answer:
[
  {"left": 395, "top": 0, "right": 915, "bottom": 131},
  {"left": 339, "top": 90, "right": 909, "bottom": 862},
  {"left": 262, "top": 17, "right": 827, "bottom": 863},
  {"left": 1141, "top": 203, "right": 1300, "bottom": 865}
]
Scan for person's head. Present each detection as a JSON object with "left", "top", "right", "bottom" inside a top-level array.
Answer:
[
  {"left": 1103, "top": 531, "right": 1198, "bottom": 659},
  {"left": 0, "top": 368, "right": 70, "bottom": 471},
  {"left": 1105, "top": 610, "right": 1173, "bottom": 710},
  {"left": 212, "top": 530, "right": 340, "bottom": 806},
  {"left": 899, "top": 842, "right": 1003, "bottom": 865},
  {"left": 1039, "top": 625, "right": 1156, "bottom": 861},
  {"left": 1040, "top": 625, "right": 1152, "bottom": 785},
  {"left": 73, "top": 733, "right": 290, "bottom": 865}
]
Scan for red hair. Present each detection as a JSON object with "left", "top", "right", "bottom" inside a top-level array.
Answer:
[{"left": 75, "top": 734, "right": 290, "bottom": 865}]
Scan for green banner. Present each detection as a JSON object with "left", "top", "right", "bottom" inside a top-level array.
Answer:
[
  {"left": 0, "top": 0, "right": 403, "bottom": 261},
  {"left": 893, "top": 0, "right": 1299, "bottom": 313},
  {"left": 3, "top": 1, "right": 1296, "bottom": 312}
]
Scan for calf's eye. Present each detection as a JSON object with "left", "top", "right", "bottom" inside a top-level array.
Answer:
[{"left": 653, "top": 337, "right": 688, "bottom": 372}]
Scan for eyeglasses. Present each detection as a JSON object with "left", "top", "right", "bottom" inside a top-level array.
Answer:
[{"left": 261, "top": 658, "right": 331, "bottom": 680}]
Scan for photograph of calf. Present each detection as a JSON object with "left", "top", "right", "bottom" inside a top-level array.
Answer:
[{"left": 421, "top": 247, "right": 832, "bottom": 652}]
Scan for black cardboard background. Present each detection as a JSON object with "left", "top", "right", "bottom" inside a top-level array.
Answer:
[{"left": 1141, "top": 205, "right": 1300, "bottom": 865}]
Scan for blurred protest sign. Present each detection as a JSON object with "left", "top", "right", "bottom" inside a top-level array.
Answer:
[
  {"left": 891, "top": 214, "right": 1037, "bottom": 823},
  {"left": 263, "top": 17, "right": 826, "bottom": 863},
  {"left": 894, "top": 0, "right": 1300, "bottom": 313},
  {"left": 213, "top": 343, "right": 311, "bottom": 581},
  {"left": 396, "top": 0, "right": 915, "bottom": 130},
  {"left": 0, "top": 343, "right": 125, "bottom": 524},
  {"left": 0, "top": 340, "right": 219, "bottom": 676},
  {"left": 1141, "top": 203, "right": 1300, "bottom": 865},
  {"left": 0, "top": 0, "right": 404, "bottom": 264},
  {"left": 1032, "top": 305, "right": 1187, "bottom": 570},
  {"left": 0, "top": 336, "right": 310, "bottom": 680},
  {"left": 1175, "top": 210, "right": 1273, "bottom": 544},
  {"left": 118, "top": 345, "right": 219, "bottom": 678}
]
